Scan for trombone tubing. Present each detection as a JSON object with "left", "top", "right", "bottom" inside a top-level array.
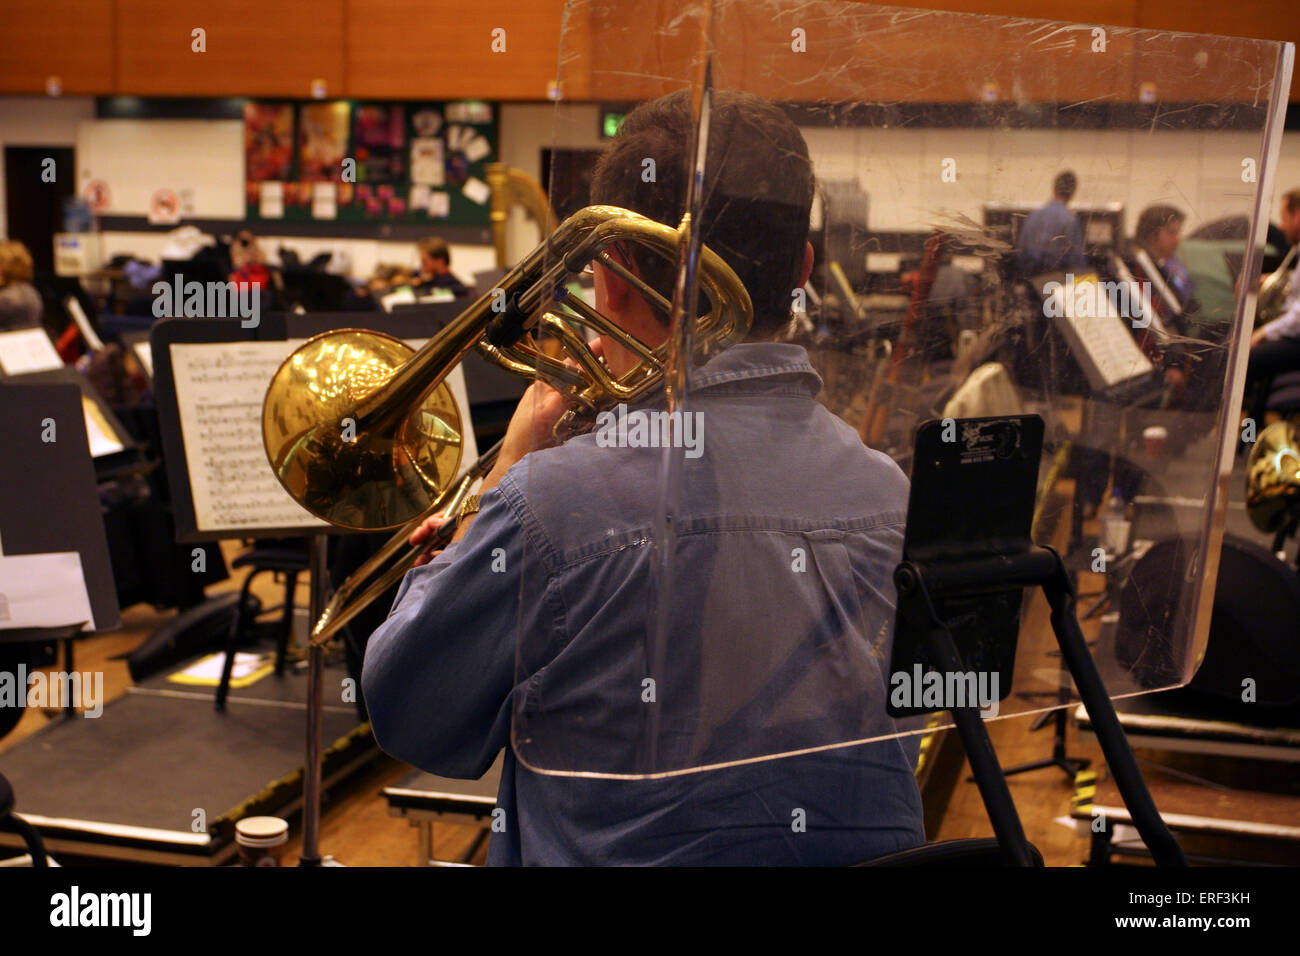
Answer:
[{"left": 309, "top": 441, "right": 501, "bottom": 646}]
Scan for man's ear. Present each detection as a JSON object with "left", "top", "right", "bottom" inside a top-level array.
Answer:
[{"left": 595, "top": 246, "right": 633, "bottom": 310}]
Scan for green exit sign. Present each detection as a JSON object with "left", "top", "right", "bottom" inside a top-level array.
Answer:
[{"left": 602, "top": 112, "right": 626, "bottom": 138}]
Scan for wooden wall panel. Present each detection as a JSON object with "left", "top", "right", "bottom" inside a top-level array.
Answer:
[
  {"left": 0, "top": 1, "right": 1291, "bottom": 102},
  {"left": 344, "top": 0, "right": 572, "bottom": 100},
  {"left": 583, "top": 1, "right": 1281, "bottom": 106},
  {"left": 115, "top": 0, "right": 345, "bottom": 97},
  {"left": 0, "top": 0, "right": 114, "bottom": 94}
]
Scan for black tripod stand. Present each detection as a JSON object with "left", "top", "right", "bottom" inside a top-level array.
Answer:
[
  {"left": 893, "top": 547, "right": 1185, "bottom": 866},
  {"left": 892, "top": 414, "right": 1183, "bottom": 866}
]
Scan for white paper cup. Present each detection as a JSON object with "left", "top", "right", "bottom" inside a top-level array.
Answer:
[{"left": 235, "top": 816, "right": 289, "bottom": 867}]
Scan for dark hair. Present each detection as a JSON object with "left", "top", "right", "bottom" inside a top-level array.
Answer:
[
  {"left": 1135, "top": 205, "right": 1185, "bottom": 244},
  {"left": 1053, "top": 170, "right": 1077, "bottom": 201},
  {"left": 589, "top": 89, "right": 814, "bottom": 332},
  {"left": 1284, "top": 189, "right": 1300, "bottom": 215},
  {"left": 418, "top": 237, "right": 450, "bottom": 265}
]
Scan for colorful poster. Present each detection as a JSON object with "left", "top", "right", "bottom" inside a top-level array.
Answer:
[
  {"left": 298, "top": 102, "right": 350, "bottom": 181},
  {"left": 353, "top": 104, "right": 406, "bottom": 182},
  {"left": 244, "top": 102, "right": 294, "bottom": 181},
  {"left": 243, "top": 99, "right": 495, "bottom": 226}
]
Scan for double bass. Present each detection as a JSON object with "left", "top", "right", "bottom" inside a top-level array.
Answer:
[{"left": 860, "top": 229, "right": 948, "bottom": 447}]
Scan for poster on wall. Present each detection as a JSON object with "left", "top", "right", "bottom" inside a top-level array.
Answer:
[
  {"left": 243, "top": 99, "right": 497, "bottom": 227},
  {"left": 353, "top": 104, "right": 406, "bottom": 183},
  {"left": 244, "top": 102, "right": 293, "bottom": 181},
  {"left": 298, "top": 102, "right": 350, "bottom": 181}
]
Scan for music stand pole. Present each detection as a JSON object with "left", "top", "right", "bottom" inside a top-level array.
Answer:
[{"left": 298, "top": 534, "right": 329, "bottom": 867}]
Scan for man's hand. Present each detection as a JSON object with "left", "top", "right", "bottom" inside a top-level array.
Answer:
[
  {"left": 1251, "top": 326, "right": 1270, "bottom": 348},
  {"left": 487, "top": 337, "right": 606, "bottom": 485},
  {"left": 409, "top": 514, "right": 451, "bottom": 568}
]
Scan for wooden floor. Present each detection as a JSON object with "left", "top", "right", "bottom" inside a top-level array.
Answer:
[{"left": 4, "top": 530, "right": 1113, "bottom": 867}]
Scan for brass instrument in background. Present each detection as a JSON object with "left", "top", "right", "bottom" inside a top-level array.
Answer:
[
  {"left": 262, "top": 204, "right": 753, "bottom": 643},
  {"left": 1256, "top": 243, "right": 1297, "bottom": 326},
  {"left": 486, "top": 163, "right": 554, "bottom": 269},
  {"left": 1246, "top": 418, "right": 1300, "bottom": 533}
]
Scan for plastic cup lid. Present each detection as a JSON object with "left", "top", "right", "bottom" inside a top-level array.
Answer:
[{"left": 235, "top": 816, "right": 289, "bottom": 847}]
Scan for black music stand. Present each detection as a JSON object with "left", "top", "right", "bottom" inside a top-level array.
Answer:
[
  {"left": 0, "top": 384, "right": 122, "bottom": 737},
  {"left": 890, "top": 415, "right": 1185, "bottom": 865}
]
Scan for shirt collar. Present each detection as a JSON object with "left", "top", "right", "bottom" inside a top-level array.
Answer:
[{"left": 630, "top": 342, "right": 823, "bottom": 406}]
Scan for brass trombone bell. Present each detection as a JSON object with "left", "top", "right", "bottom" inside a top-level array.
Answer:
[
  {"left": 263, "top": 330, "right": 464, "bottom": 530},
  {"left": 261, "top": 204, "right": 753, "bottom": 538},
  {"left": 1246, "top": 418, "right": 1300, "bottom": 532}
]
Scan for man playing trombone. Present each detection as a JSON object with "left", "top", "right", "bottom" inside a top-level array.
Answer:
[{"left": 362, "top": 90, "right": 926, "bottom": 865}]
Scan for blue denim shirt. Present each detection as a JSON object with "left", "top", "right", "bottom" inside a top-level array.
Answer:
[
  {"left": 363, "top": 343, "right": 926, "bottom": 865},
  {"left": 1015, "top": 199, "right": 1087, "bottom": 277}
]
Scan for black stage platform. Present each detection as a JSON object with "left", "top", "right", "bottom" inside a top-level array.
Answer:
[{"left": 0, "top": 646, "right": 375, "bottom": 865}]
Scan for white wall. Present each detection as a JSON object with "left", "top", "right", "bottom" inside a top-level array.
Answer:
[
  {"left": 804, "top": 125, "right": 1298, "bottom": 236},
  {"left": 77, "top": 119, "right": 244, "bottom": 218},
  {"left": 0, "top": 95, "right": 97, "bottom": 238}
]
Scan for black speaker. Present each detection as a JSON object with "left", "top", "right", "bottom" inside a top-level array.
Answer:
[{"left": 1116, "top": 533, "right": 1300, "bottom": 709}]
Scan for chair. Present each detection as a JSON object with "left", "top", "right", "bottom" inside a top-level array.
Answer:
[
  {"left": 1267, "top": 370, "right": 1300, "bottom": 417},
  {"left": 214, "top": 539, "right": 311, "bottom": 711},
  {"left": 0, "top": 773, "right": 48, "bottom": 867}
]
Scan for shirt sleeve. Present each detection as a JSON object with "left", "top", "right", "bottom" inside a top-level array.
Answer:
[
  {"left": 1263, "top": 285, "right": 1300, "bottom": 341},
  {"left": 361, "top": 480, "right": 558, "bottom": 778}
]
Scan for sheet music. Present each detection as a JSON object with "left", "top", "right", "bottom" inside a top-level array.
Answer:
[
  {"left": 0, "top": 328, "right": 63, "bottom": 374},
  {"left": 82, "top": 396, "right": 126, "bottom": 458},
  {"left": 132, "top": 341, "right": 154, "bottom": 377},
  {"left": 1050, "top": 284, "right": 1154, "bottom": 390},
  {"left": 171, "top": 341, "right": 330, "bottom": 532}
]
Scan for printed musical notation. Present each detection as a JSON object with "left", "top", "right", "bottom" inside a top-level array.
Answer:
[{"left": 170, "top": 342, "right": 329, "bottom": 532}]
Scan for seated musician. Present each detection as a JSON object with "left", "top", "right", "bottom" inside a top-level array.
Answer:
[
  {"left": 363, "top": 91, "right": 925, "bottom": 865},
  {"left": 1247, "top": 189, "right": 1300, "bottom": 394},
  {"left": 414, "top": 237, "right": 470, "bottom": 298},
  {"left": 1123, "top": 204, "right": 1196, "bottom": 401}
]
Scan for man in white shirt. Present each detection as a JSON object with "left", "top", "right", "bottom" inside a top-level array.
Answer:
[{"left": 1247, "top": 190, "right": 1300, "bottom": 381}]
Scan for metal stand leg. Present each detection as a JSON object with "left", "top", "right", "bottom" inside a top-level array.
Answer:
[
  {"left": 1041, "top": 551, "right": 1186, "bottom": 867},
  {"left": 927, "top": 627, "right": 1037, "bottom": 867},
  {"left": 299, "top": 535, "right": 329, "bottom": 867},
  {"left": 62, "top": 638, "right": 75, "bottom": 718},
  {"left": 418, "top": 820, "right": 433, "bottom": 867}
]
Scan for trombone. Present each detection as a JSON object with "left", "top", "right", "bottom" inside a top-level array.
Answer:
[{"left": 262, "top": 204, "right": 753, "bottom": 645}]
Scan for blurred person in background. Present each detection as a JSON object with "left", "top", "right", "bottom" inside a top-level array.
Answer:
[
  {"left": 1015, "top": 170, "right": 1087, "bottom": 279},
  {"left": 415, "top": 237, "right": 469, "bottom": 298},
  {"left": 0, "top": 240, "right": 43, "bottom": 331}
]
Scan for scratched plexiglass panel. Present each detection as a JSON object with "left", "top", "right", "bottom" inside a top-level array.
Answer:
[{"left": 507, "top": 0, "right": 1292, "bottom": 779}]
